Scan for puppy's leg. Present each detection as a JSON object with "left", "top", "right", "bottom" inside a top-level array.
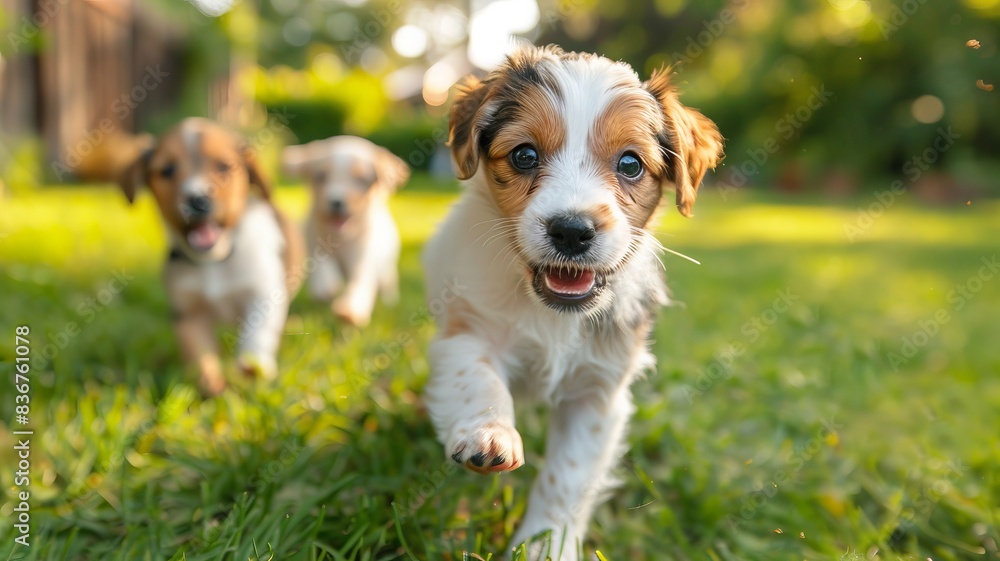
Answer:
[
  {"left": 307, "top": 252, "right": 341, "bottom": 302},
  {"left": 377, "top": 263, "right": 399, "bottom": 306},
  {"left": 511, "top": 388, "right": 635, "bottom": 561},
  {"left": 175, "top": 313, "right": 225, "bottom": 397},
  {"left": 333, "top": 258, "right": 378, "bottom": 327},
  {"left": 425, "top": 334, "right": 524, "bottom": 473},
  {"left": 235, "top": 291, "right": 288, "bottom": 380}
]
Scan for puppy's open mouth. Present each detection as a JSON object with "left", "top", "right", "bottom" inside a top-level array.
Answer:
[
  {"left": 185, "top": 222, "right": 223, "bottom": 253},
  {"left": 530, "top": 264, "right": 607, "bottom": 310},
  {"left": 325, "top": 215, "right": 350, "bottom": 229}
]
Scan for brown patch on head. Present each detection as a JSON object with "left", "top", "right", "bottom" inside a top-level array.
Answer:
[
  {"left": 194, "top": 124, "right": 256, "bottom": 228},
  {"left": 241, "top": 145, "right": 272, "bottom": 201},
  {"left": 590, "top": 204, "right": 616, "bottom": 231},
  {"left": 447, "top": 45, "right": 720, "bottom": 225},
  {"left": 484, "top": 85, "right": 565, "bottom": 217},
  {"left": 643, "top": 67, "right": 724, "bottom": 217},
  {"left": 118, "top": 118, "right": 265, "bottom": 236},
  {"left": 119, "top": 146, "right": 153, "bottom": 204},
  {"left": 448, "top": 45, "right": 566, "bottom": 217},
  {"left": 153, "top": 120, "right": 252, "bottom": 232},
  {"left": 448, "top": 76, "right": 493, "bottom": 180},
  {"left": 590, "top": 88, "right": 670, "bottom": 228}
]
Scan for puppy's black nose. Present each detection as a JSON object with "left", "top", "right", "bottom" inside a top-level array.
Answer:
[
  {"left": 329, "top": 200, "right": 346, "bottom": 216},
  {"left": 547, "top": 215, "right": 596, "bottom": 256},
  {"left": 185, "top": 194, "right": 212, "bottom": 218}
]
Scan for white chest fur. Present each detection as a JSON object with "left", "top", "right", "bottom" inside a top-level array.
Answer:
[{"left": 165, "top": 200, "right": 287, "bottom": 324}]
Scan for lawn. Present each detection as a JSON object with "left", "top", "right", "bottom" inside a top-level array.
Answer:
[{"left": 1, "top": 179, "right": 998, "bottom": 560}]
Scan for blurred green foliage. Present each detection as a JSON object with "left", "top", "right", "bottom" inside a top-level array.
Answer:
[
  {"left": 548, "top": 0, "right": 998, "bottom": 190},
  {"left": 238, "top": 0, "right": 998, "bottom": 189},
  {"left": 658, "top": 0, "right": 999, "bottom": 189},
  {"left": 3, "top": 0, "right": 998, "bottom": 189},
  {"left": 253, "top": 63, "right": 390, "bottom": 137}
]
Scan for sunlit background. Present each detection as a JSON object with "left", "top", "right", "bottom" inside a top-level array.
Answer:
[
  {"left": 0, "top": 0, "right": 997, "bottom": 194},
  {"left": 2, "top": 1, "right": 1000, "bottom": 560}
]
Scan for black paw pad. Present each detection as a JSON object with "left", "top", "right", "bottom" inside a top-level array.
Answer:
[{"left": 469, "top": 452, "right": 487, "bottom": 467}]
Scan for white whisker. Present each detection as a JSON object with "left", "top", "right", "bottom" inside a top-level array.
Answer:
[
  {"left": 482, "top": 229, "right": 517, "bottom": 248},
  {"left": 660, "top": 245, "right": 700, "bottom": 265},
  {"left": 659, "top": 144, "right": 681, "bottom": 161},
  {"left": 628, "top": 225, "right": 699, "bottom": 265},
  {"left": 471, "top": 220, "right": 518, "bottom": 246}
]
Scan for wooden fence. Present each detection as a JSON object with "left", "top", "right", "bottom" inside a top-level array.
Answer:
[{"left": 0, "top": 0, "right": 188, "bottom": 180}]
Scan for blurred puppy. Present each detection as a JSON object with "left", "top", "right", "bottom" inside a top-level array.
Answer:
[
  {"left": 119, "top": 117, "right": 305, "bottom": 396},
  {"left": 282, "top": 136, "right": 409, "bottom": 327},
  {"left": 423, "top": 45, "right": 722, "bottom": 559}
]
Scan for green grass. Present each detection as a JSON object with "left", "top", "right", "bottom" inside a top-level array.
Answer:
[{"left": 1, "top": 177, "right": 998, "bottom": 560}]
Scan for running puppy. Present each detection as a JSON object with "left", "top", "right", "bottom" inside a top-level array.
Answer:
[
  {"left": 422, "top": 45, "right": 723, "bottom": 559},
  {"left": 119, "top": 117, "right": 305, "bottom": 396},
  {"left": 282, "top": 136, "right": 409, "bottom": 327}
]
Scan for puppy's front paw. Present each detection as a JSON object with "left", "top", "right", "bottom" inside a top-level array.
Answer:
[
  {"left": 333, "top": 297, "right": 371, "bottom": 327},
  {"left": 449, "top": 419, "right": 524, "bottom": 474},
  {"left": 195, "top": 355, "right": 226, "bottom": 398},
  {"left": 198, "top": 372, "right": 227, "bottom": 398},
  {"left": 238, "top": 352, "right": 278, "bottom": 381}
]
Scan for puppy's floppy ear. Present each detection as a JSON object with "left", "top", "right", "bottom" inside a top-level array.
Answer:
[
  {"left": 281, "top": 143, "right": 310, "bottom": 178},
  {"left": 448, "top": 75, "right": 494, "bottom": 180},
  {"left": 242, "top": 144, "right": 273, "bottom": 201},
  {"left": 645, "top": 67, "right": 724, "bottom": 217},
  {"left": 375, "top": 146, "right": 410, "bottom": 191},
  {"left": 118, "top": 145, "right": 154, "bottom": 205}
]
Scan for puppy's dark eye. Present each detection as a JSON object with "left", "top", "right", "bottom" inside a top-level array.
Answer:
[
  {"left": 160, "top": 163, "right": 176, "bottom": 179},
  {"left": 617, "top": 153, "right": 643, "bottom": 179},
  {"left": 510, "top": 144, "right": 539, "bottom": 171},
  {"left": 214, "top": 160, "right": 231, "bottom": 174}
]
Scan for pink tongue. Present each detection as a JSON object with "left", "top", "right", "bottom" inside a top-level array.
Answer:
[
  {"left": 544, "top": 268, "right": 596, "bottom": 295},
  {"left": 186, "top": 223, "right": 221, "bottom": 251}
]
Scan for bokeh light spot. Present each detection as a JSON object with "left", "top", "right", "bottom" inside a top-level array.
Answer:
[
  {"left": 283, "top": 18, "right": 312, "bottom": 47},
  {"left": 392, "top": 25, "right": 429, "bottom": 58},
  {"left": 911, "top": 95, "right": 944, "bottom": 123}
]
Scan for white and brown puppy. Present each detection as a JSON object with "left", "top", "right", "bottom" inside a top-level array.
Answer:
[
  {"left": 120, "top": 117, "right": 305, "bottom": 396},
  {"left": 423, "top": 45, "right": 723, "bottom": 558},
  {"left": 282, "top": 136, "right": 409, "bottom": 327}
]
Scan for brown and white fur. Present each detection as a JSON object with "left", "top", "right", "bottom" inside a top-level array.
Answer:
[
  {"left": 119, "top": 117, "right": 305, "bottom": 396},
  {"left": 282, "top": 136, "right": 410, "bottom": 327},
  {"left": 422, "top": 45, "right": 723, "bottom": 558}
]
